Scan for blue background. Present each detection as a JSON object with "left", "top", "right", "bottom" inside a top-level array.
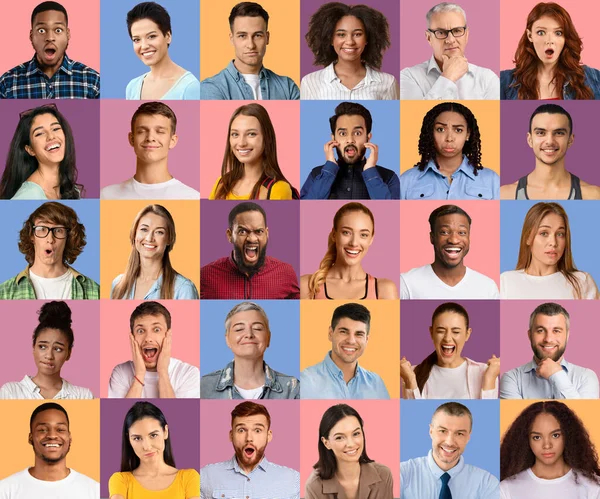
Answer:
[{"left": 100, "top": 0, "right": 200, "bottom": 98}]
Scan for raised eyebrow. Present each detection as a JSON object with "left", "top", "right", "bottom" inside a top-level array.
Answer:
[
  {"left": 352, "top": 126, "right": 365, "bottom": 131},
  {"left": 34, "top": 21, "right": 66, "bottom": 28},
  {"left": 336, "top": 127, "right": 348, "bottom": 133}
]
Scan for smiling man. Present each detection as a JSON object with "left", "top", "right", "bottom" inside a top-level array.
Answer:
[
  {"left": 400, "top": 204, "right": 499, "bottom": 299},
  {"left": 108, "top": 301, "right": 200, "bottom": 398},
  {"left": 0, "top": 1, "right": 99, "bottom": 99},
  {"left": 500, "top": 302, "right": 599, "bottom": 399},
  {"left": 301, "top": 303, "right": 389, "bottom": 399},
  {"left": 400, "top": 2, "right": 498, "bottom": 100},
  {"left": 0, "top": 403, "right": 98, "bottom": 498},
  {"left": 200, "top": 402, "right": 300, "bottom": 499},
  {"left": 300, "top": 102, "right": 400, "bottom": 199},
  {"left": 200, "top": 2, "right": 299, "bottom": 100},
  {"left": 100, "top": 102, "right": 199, "bottom": 200},
  {"left": 401, "top": 402, "right": 499, "bottom": 499}
]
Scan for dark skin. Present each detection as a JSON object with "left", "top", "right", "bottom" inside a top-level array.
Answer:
[{"left": 30, "top": 10, "right": 71, "bottom": 78}]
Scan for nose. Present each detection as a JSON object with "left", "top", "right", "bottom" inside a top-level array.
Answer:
[
  {"left": 542, "top": 437, "right": 552, "bottom": 449},
  {"left": 547, "top": 233, "right": 557, "bottom": 247},
  {"left": 445, "top": 130, "right": 454, "bottom": 143},
  {"left": 444, "top": 31, "right": 457, "bottom": 43},
  {"left": 442, "top": 331, "right": 452, "bottom": 343},
  {"left": 46, "top": 348, "right": 55, "bottom": 359},
  {"left": 247, "top": 36, "right": 256, "bottom": 49},
  {"left": 142, "top": 439, "right": 152, "bottom": 451},
  {"left": 144, "top": 230, "right": 155, "bottom": 241},
  {"left": 45, "top": 230, "right": 56, "bottom": 242},
  {"left": 447, "top": 230, "right": 460, "bottom": 243}
]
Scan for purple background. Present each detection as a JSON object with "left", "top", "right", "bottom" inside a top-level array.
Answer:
[
  {"left": 300, "top": 0, "right": 400, "bottom": 77},
  {"left": 500, "top": 101, "right": 600, "bottom": 186},
  {"left": 200, "top": 200, "right": 300, "bottom": 276},
  {"left": 0, "top": 100, "right": 100, "bottom": 198},
  {"left": 100, "top": 399, "right": 200, "bottom": 498}
]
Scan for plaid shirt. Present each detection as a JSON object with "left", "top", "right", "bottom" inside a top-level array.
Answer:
[
  {"left": 0, "top": 266, "right": 99, "bottom": 300},
  {"left": 201, "top": 255, "right": 299, "bottom": 299},
  {"left": 0, "top": 54, "right": 100, "bottom": 99}
]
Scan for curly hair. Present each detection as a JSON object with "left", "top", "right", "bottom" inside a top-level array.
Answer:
[
  {"left": 305, "top": 2, "right": 390, "bottom": 69},
  {"left": 416, "top": 102, "right": 482, "bottom": 175},
  {"left": 19, "top": 202, "right": 86, "bottom": 266},
  {"left": 501, "top": 401, "right": 600, "bottom": 484},
  {"left": 511, "top": 2, "right": 593, "bottom": 100}
]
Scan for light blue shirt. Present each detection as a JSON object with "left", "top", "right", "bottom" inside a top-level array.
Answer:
[
  {"left": 126, "top": 70, "right": 200, "bottom": 99},
  {"left": 401, "top": 451, "right": 499, "bottom": 499},
  {"left": 400, "top": 157, "right": 499, "bottom": 200},
  {"left": 500, "top": 358, "right": 599, "bottom": 399},
  {"left": 200, "top": 456, "right": 299, "bottom": 499},
  {"left": 301, "top": 352, "right": 390, "bottom": 399},
  {"left": 111, "top": 273, "right": 199, "bottom": 300}
]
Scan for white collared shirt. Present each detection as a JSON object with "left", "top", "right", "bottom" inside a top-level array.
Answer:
[
  {"left": 0, "top": 375, "right": 93, "bottom": 399},
  {"left": 400, "top": 55, "right": 499, "bottom": 99}
]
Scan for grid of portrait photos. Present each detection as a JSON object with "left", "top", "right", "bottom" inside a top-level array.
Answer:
[{"left": 1, "top": 0, "right": 600, "bottom": 498}]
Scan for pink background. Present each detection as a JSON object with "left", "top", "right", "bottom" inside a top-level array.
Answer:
[
  {"left": 0, "top": 300, "right": 100, "bottom": 397},
  {"left": 0, "top": 0, "right": 100, "bottom": 72},
  {"left": 399, "top": 200, "right": 500, "bottom": 287},
  {"left": 199, "top": 399, "right": 300, "bottom": 470},
  {"left": 300, "top": 200, "right": 400, "bottom": 289},
  {"left": 500, "top": 0, "right": 600, "bottom": 69},
  {"left": 400, "top": 0, "right": 500, "bottom": 74},
  {"left": 199, "top": 101, "right": 301, "bottom": 199},
  {"left": 300, "top": 400, "right": 400, "bottom": 497},
  {"left": 500, "top": 300, "right": 600, "bottom": 377},
  {"left": 100, "top": 100, "right": 200, "bottom": 190},
  {"left": 99, "top": 300, "right": 199, "bottom": 398}
]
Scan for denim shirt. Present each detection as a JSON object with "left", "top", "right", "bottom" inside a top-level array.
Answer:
[
  {"left": 200, "top": 360, "right": 300, "bottom": 399},
  {"left": 500, "top": 66, "right": 600, "bottom": 99},
  {"left": 200, "top": 60, "right": 300, "bottom": 100}
]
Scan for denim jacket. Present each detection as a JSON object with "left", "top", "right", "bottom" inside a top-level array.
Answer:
[
  {"left": 500, "top": 66, "right": 600, "bottom": 99},
  {"left": 201, "top": 360, "right": 300, "bottom": 399}
]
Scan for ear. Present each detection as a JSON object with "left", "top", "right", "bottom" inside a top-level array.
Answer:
[
  {"left": 331, "top": 133, "right": 335, "bottom": 141},
  {"left": 29, "top": 30, "right": 33, "bottom": 43},
  {"left": 265, "top": 227, "right": 269, "bottom": 239},
  {"left": 164, "top": 424, "right": 169, "bottom": 441},
  {"left": 267, "top": 429, "right": 273, "bottom": 443},
  {"left": 429, "top": 325, "right": 434, "bottom": 340},
  {"left": 429, "top": 424, "right": 434, "bottom": 440},
  {"left": 128, "top": 132, "right": 134, "bottom": 147},
  {"left": 367, "top": 132, "right": 372, "bottom": 142},
  {"left": 229, "top": 31, "right": 234, "bottom": 46},
  {"left": 66, "top": 27, "right": 71, "bottom": 42},
  {"left": 226, "top": 227, "right": 233, "bottom": 243},
  {"left": 328, "top": 326, "right": 333, "bottom": 342},
  {"left": 165, "top": 31, "right": 172, "bottom": 45},
  {"left": 229, "top": 430, "right": 233, "bottom": 442},
  {"left": 266, "top": 31, "right": 270, "bottom": 45},
  {"left": 169, "top": 133, "right": 179, "bottom": 150},
  {"left": 321, "top": 436, "right": 331, "bottom": 450},
  {"left": 426, "top": 30, "right": 433, "bottom": 47},
  {"left": 567, "top": 133, "right": 574, "bottom": 149},
  {"left": 28, "top": 433, "right": 33, "bottom": 446},
  {"left": 25, "top": 145, "right": 36, "bottom": 157},
  {"left": 527, "top": 132, "right": 533, "bottom": 149},
  {"left": 465, "top": 327, "right": 472, "bottom": 342},
  {"left": 225, "top": 330, "right": 231, "bottom": 349},
  {"left": 429, "top": 231, "right": 434, "bottom": 245},
  {"left": 527, "top": 29, "right": 533, "bottom": 43}
]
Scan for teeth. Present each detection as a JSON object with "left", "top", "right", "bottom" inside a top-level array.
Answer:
[
  {"left": 444, "top": 248, "right": 461, "bottom": 253},
  {"left": 345, "top": 249, "right": 359, "bottom": 255},
  {"left": 46, "top": 143, "right": 60, "bottom": 151},
  {"left": 44, "top": 443, "right": 60, "bottom": 447}
]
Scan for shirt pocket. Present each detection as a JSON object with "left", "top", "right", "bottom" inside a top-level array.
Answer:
[
  {"left": 407, "top": 183, "right": 435, "bottom": 199},
  {"left": 465, "top": 184, "right": 493, "bottom": 200},
  {"left": 213, "top": 490, "right": 244, "bottom": 499}
]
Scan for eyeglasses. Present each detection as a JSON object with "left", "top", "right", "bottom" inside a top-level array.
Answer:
[
  {"left": 32, "top": 225, "right": 70, "bottom": 239},
  {"left": 19, "top": 103, "right": 58, "bottom": 120},
  {"left": 427, "top": 26, "right": 467, "bottom": 39}
]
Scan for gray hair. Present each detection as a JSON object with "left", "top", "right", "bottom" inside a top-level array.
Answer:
[
  {"left": 426, "top": 2, "right": 467, "bottom": 27},
  {"left": 528, "top": 302, "right": 570, "bottom": 332},
  {"left": 224, "top": 301, "right": 270, "bottom": 333},
  {"left": 432, "top": 401, "right": 473, "bottom": 430}
]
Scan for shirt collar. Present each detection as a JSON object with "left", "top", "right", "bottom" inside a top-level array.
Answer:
[
  {"left": 323, "top": 351, "right": 360, "bottom": 380},
  {"left": 21, "top": 375, "right": 73, "bottom": 398},
  {"left": 226, "top": 60, "right": 268, "bottom": 81},
  {"left": 427, "top": 449, "right": 465, "bottom": 479},
  {"left": 215, "top": 360, "right": 283, "bottom": 393},
  {"left": 26, "top": 53, "right": 74, "bottom": 77},
  {"left": 17, "top": 266, "right": 81, "bottom": 283},
  {"left": 419, "top": 156, "right": 475, "bottom": 180},
  {"left": 229, "top": 455, "right": 270, "bottom": 474},
  {"left": 524, "top": 358, "right": 570, "bottom": 373},
  {"left": 323, "top": 62, "right": 380, "bottom": 85},
  {"left": 322, "top": 462, "right": 382, "bottom": 494}
]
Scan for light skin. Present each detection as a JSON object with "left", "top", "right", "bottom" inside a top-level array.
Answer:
[
  {"left": 228, "top": 115, "right": 266, "bottom": 196},
  {"left": 30, "top": 10, "right": 70, "bottom": 78},
  {"left": 527, "top": 16, "right": 565, "bottom": 99},
  {"left": 324, "top": 114, "right": 378, "bottom": 169},
  {"left": 31, "top": 328, "right": 72, "bottom": 399},
  {"left": 432, "top": 111, "right": 470, "bottom": 178},
  {"left": 529, "top": 413, "right": 570, "bottom": 479},
  {"left": 230, "top": 16, "right": 269, "bottom": 75},
  {"left": 329, "top": 317, "right": 369, "bottom": 384},
  {"left": 28, "top": 408, "right": 72, "bottom": 481},
  {"left": 227, "top": 211, "right": 269, "bottom": 275},
  {"left": 426, "top": 11, "right": 469, "bottom": 83},
  {"left": 29, "top": 217, "right": 69, "bottom": 279},
  {"left": 528, "top": 313, "right": 569, "bottom": 380},
  {"left": 429, "top": 411, "right": 471, "bottom": 471},
  {"left": 133, "top": 213, "right": 169, "bottom": 299},
  {"left": 229, "top": 414, "right": 272, "bottom": 473},
  {"left": 430, "top": 213, "right": 470, "bottom": 286},
  {"left": 526, "top": 213, "right": 566, "bottom": 277}
]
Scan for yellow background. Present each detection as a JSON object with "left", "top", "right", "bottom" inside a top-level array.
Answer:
[
  {"left": 200, "top": 0, "right": 301, "bottom": 85},
  {"left": 100, "top": 200, "right": 200, "bottom": 299},
  {"left": 300, "top": 300, "right": 400, "bottom": 398},
  {"left": 400, "top": 100, "right": 501, "bottom": 174}
]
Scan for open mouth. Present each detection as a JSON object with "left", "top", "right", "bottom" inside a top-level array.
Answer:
[
  {"left": 44, "top": 248, "right": 54, "bottom": 256},
  {"left": 344, "top": 248, "right": 361, "bottom": 258},
  {"left": 341, "top": 346, "right": 358, "bottom": 355},
  {"left": 545, "top": 48, "right": 554, "bottom": 57},
  {"left": 440, "top": 445, "right": 458, "bottom": 457},
  {"left": 143, "top": 348, "right": 158, "bottom": 362},
  {"left": 45, "top": 142, "right": 61, "bottom": 152},
  {"left": 244, "top": 244, "right": 259, "bottom": 261},
  {"left": 44, "top": 47, "right": 57, "bottom": 59},
  {"left": 344, "top": 448, "right": 359, "bottom": 456},
  {"left": 244, "top": 446, "right": 256, "bottom": 458},
  {"left": 236, "top": 149, "right": 252, "bottom": 157},
  {"left": 142, "top": 243, "right": 157, "bottom": 250},
  {"left": 443, "top": 247, "right": 462, "bottom": 257},
  {"left": 441, "top": 345, "right": 456, "bottom": 357},
  {"left": 344, "top": 146, "right": 357, "bottom": 158}
]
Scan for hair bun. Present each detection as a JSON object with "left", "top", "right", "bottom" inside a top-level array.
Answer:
[{"left": 38, "top": 301, "right": 72, "bottom": 328}]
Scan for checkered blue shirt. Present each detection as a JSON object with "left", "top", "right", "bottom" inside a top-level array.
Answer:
[{"left": 0, "top": 53, "right": 99, "bottom": 99}]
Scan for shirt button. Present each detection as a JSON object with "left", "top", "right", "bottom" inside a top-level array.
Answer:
[
  {"left": 446, "top": 190, "right": 449, "bottom": 194},
  {"left": 478, "top": 193, "right": 483, "bottom": 197},
  {"left": 420, "top": 193, "right": 424, "bottom": 198},
  {"left": 346, "top": 187, "right": 351, "bottom": 192}
]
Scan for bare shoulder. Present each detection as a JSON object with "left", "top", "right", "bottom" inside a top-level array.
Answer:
[
  {"left": 580, "top": 181, "right": 600, "bottom": 200},
  {"left": 500, "top": 182, "right": 518, "bottom": 200},
  {"left": 300, "top": 274, "right": 312, "bottom": 299},
  {"left": 377, "top": 278, "right": 399, "bottom": 299}
]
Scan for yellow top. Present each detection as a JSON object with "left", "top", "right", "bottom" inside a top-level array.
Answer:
[
  {"left": 208, "top": 176, "right": 293, "bottom": 200},
  {"left": 108, "top": 469, "right": 199, "bottom": 499}
]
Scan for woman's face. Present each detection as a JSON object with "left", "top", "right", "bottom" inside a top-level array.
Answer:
[
  {"left": 229, "top": 115, "right": 265, "bottom": 167},
  {"left": 25, "top": 113, "right": 66, "bottom": 167},
  {"left": 33, "top": 328, "right": 71, "bottom": 376},
  {"left": 334, "top": 210, "right": 374, "bottom": 267},
  {"left": 134, "top": 213, "right": 169, "bottom": 261},
  {"left": 225, "top": 309, "right": 270, "bottom": 361},
  {"left": 430, "top": 311, "right": 471, "bottom": 368},
  {"left": 128, "top": 417, "right": 168, "bottom": 462},
  {"left": 432, "top": 111, "right": 470, "bottom": 163},
  {"left": 322, "top": 416, "right": 364, "bottom": 464},
  {"left": 528, "top": 213, "right": 566, "bottom": 271},
  {"left": 331, "top": 15, "right": 367, "bottom": 64},
  {"left": 130, "top": 18, "right": 171, "bottom": 67},
  {"left": 527, "top": 15, "right": 565, "bottom": 66},
  {"left": 529, "top": 413, "right": 565, "bottom": 468}
]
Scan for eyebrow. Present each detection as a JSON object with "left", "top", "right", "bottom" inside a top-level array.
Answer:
[
  {"left": 235, "top": 423, "right": 266, "bottom": 429},
  {"left": 439, "top": 223, "right": 468, "bottom": 229},
  {"left": 232, "top": 321, "right": 264, "bottom": 328},
  {"left": 339, "top": 225, "right": 371, "bottom": 233},
  {"left": 37, "top": 340, "right": 66, "bottom": 346},
  {"left": 230, "top": 128, "right": 259, "bottom": 133},
  {"left": 333, "top": 426, "right": 361, "bottom": 437},
  {"left": 533, "top": 25, "right": 563, "bottom": 30},
  {"left": 130, "top": 430, "right": 160, "bottom": 438},
  {"left": 336, "top": 126, "right": 365, "bottom": 132},
  {"left": 531, "top": 428, "right": 562, "bottom": 435},
  {"left": 34, "top": 21, "right": 66, "bottom": 28},
  {"left": 533, "top": 127, "right": 568, "bottom": 133},
  {"left": 235, "top": 30, "right": 265, "bottom": 35},
  {"left": 437, "top": 425, "right": 468, "bottom": 432},
  {"left": 538, "top": 224, "right": 565, "bottom": 230},
  {"left": 132, "top": 30, "right": 158, "bottom": 37},
  {"left": 136, "top": 125, "right": 168, "bottom": 130},
  {"left": 134, "top": 321, "right": 162, "bottom": 328},
  {"left": 434, "top": 121, "right": 465, "bottom": 128},
  {"left": 31, "top": 121, "right": 61, "bottom": 134},
  {"left": 139, "top": 223, "right": 166, "bottom": 230}
]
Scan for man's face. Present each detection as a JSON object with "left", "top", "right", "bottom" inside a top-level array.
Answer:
[
  {"left": 426, "top": 11, "right": 469, "bottom": 64},
  {"left": 31, "top": 218, "right": 68, "bottom": 267},
  {"left": 329, "top": 317, "right": 369, "bottom": 366},
  {"left": 230, "top": 414, "right": 272, "bottom": 472},
  {"left": 230, "top": 16, "right": 269, "bottom": 72},
  {"left": 30, "top": 10, "right": 70, "bottom": 69},
  {"left": 129, "top": 114, "right": 178, "bottom": 165},
  {"left": 528, "top": 313, "right": 569, "bottom": 363},
  {"left": 430, "top": 213, "right": 470, "bottom": 269},
  {"left": 132, "top": 314, "right": 169, "bottom": 371},
  {"left": 429, "top": 411, "right": 471, "bottom": 471},
  {"left": 332, "top": 114, "right": 371, "bottom": 165},
  {"left": 227, "top": 211, "right": 269, "bottom": 275},
  {"left": 226, "top": 310, "right": 270, "bottom": 360},
  {"left": 527, "top": 113, "right": 573, "bottom": 167},
  {"left": 29, "top": 409, "right": 71, "bottom": 465}
]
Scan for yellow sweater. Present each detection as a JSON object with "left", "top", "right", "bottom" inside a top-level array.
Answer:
[{"left": 208, "top": 176, "right": 292, "bottom": 200}]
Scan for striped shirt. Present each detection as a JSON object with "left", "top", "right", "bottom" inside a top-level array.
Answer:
[
  {"left": 0, "top": 54, "right": 100, "bottom": 99},
  {"left": 0, "top": 267, "right": 99, "bottom": 300}
]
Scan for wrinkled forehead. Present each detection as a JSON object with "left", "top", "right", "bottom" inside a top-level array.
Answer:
[
  {"left": 232, "top": 414, "right": 269, "bottom": 429},
  {"left": 232, "top": 210, "right": 266, "bottom": 229}
]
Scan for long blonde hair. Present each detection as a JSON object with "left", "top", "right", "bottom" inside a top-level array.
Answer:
[
  {"left": 111, "top": 204, "right": 178, "bottom": 300},
  {"left": 308, "top": 202, "right": 375, "bottom": 299}
]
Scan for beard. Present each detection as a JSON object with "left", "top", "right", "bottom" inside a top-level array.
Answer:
[
  {"left": 234, "top": 443, "right": 267, "bottom": 471},
  {"left": 335, "top": 145, "right": 366, "bottom": 165},
  {"left": 532, "top": 343, "right": 566, "bottom": 363},
  {"left": 34, "top": 441, "right": 70, "bottom": 464},
  {"left": 233, "top": 243, "right": 267, "bottom": 276}
]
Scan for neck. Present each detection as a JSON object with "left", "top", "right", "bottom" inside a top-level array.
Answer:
[
  {"left": 436, "top": 154, "right": 464, "bottom": 174},
  {"left": 334, "top": 58, "right": 364, "bottom": 73},
  {"left": 138, "top": 259, "right": 163, "bottom": 280},
  {"left": 526, "top": 260, "right": 558, "bottom": 276},
  {"left": 328, "top": 263, "right": 367, "bottom": 282},
  {"left": 233, "top": 357, "right": 265, "bottom": 389},
  {"left": 32, "top": 371, "right": 63, "bottom": 389},
  {"left": 36, "top": 55, "right": 64, "bottom": 79},
  {"left": 431, "top": 261, "right": 466, "bottom": 281},
  {"left": 242, "top": 163, "right": 264, "bottom": 181},
  {"left": 531, "top": 459, "right": 570, "bottom": 480},
  {"left": 29, "top": 461, "right": 69, "bottom": 481},
  {"left": 148, "top": 54, "right": 175, "bottom": 78},
  {"left": 135, "top": 457, "right": 169, "bottom": 476},
  {"left": 134, "top": 161, "right": 172, "bottom": 184},
  {"left": 233, "top": 58, "right": 261, "bottom": 75},
  {"left": 531, "top": 161, "right": 569, "bottom": 181},
  {"left": 335, "top": 460, "right": 361, "bottom": 481},
  {"left": 33, "top": 164, "right": 60, "bottom": 187},
  {"left": 29, "top": 261, "right": 68, "bottom": 278},
  {"left": 538, "top": 62, "right": 557, "bottom": 79},
  {"left": 433, "top": 453, "right": 458, "bottom": 472},
  {"left": 436, "top": 356, "right": 466, "bottom": 369},
  {"left": 330, "top": 351, "right": 357, "bottom": 383}
]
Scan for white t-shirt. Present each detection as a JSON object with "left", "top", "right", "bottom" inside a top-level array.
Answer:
[
  {"left": 100, "top": 177, "right": 200, "bottom": 200},
  {"left": 400, "top": 264, "right": 500, "bottom": 299},
  {"left": 427, "top": 362, "right": 471, "bottom": 399},
  {"left": 500, "top": 270, "right": 598, "bottom": 300},
  {"left": 235, "top": 384, "right": 265, "bottom": 399},
  {"left": 29, "top": 269, "right": 72, "bottom": 300},
  {"left": 108, "top": 357, "right": 200, "bottom": 398},
  {"left": 0, "top": 375, "right": 93, "bottom": 400},
  {"left": 241, "top": 73, "right": 263, "bottom": 99},
  {"left": 500, "top": 468, "right": 600, "bottom": 499},
  {"left": 0, "top": 468, "right": 99, "bottom": 499}
]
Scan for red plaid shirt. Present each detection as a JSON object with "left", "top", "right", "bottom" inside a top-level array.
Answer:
[{"left": 200, "top": 255, "right": 300, "bottom": 299}]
